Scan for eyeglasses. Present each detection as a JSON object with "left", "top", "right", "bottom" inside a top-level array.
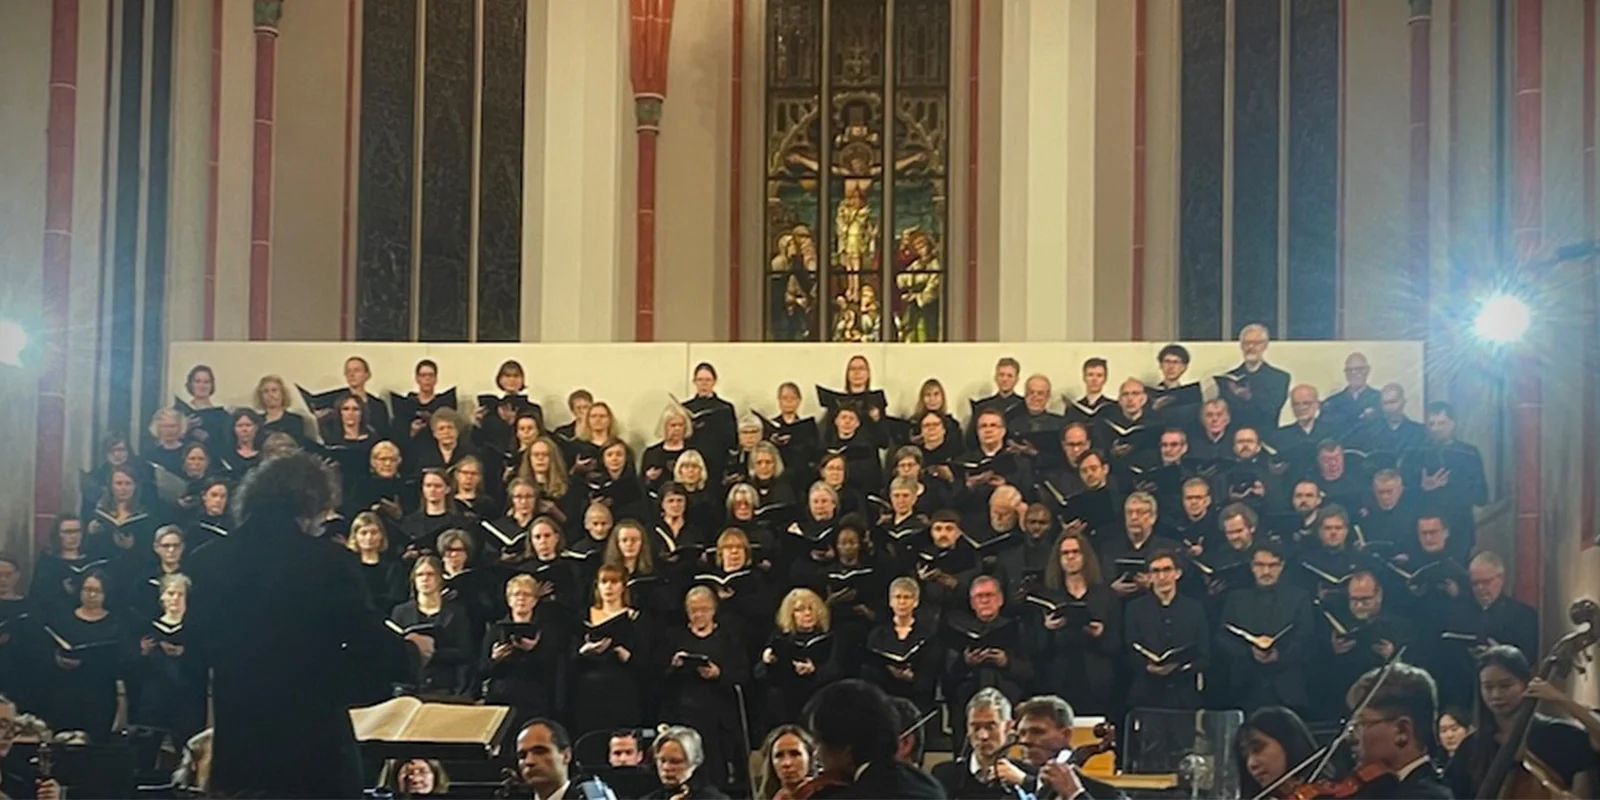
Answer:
[
  {"left": 1148, "top": 565, "right": 1178, "bottom": 575},
  {"left": 1349, "top": 715, "right": 1398, "bottom": 734}
]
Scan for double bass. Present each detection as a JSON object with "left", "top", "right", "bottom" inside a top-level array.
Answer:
[{"left": 1479, "top": 598, "right": 1599, "bottom": 799}]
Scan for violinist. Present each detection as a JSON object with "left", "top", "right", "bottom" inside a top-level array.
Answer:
[
  {"left": 930, "top": 688, "right": 1019, "bottom": 798},
  {"left": 1343, "top": 661, "right": 1451, "bottom": 798},
  {"left": 1444, "top": 645, "right": 1600, "bottom": 799},
  {"left": 514, "top": 718, "right": 616, "bottom": 800},
  {"left": 800, "top": 679, "right": 944, "bottom": 799},
  {"left": 644, "top": 725, "right": 730, "bottom": 799},
  {"left": 1232, "top": 706, "right": 1318, "bottom": 799},
  {"left": 1014, "top": 695, "right": 1129, "bottom": 800}
]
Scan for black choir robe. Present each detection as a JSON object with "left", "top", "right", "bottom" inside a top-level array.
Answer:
[
  {"left": 399, "top": 508, "right": 471, "bottom": 558},
  {"left": 995, "top": 529, "right": 1057, "bottom": 599},
  {"left": 942, "top": 610, "right": 1033, "bottom": 707},
  {"left": 519, "top": 555, "right": 583, "bottom": 614},
  {"left": 877, "top": 513, "right": 930, "bottom": 577},
  {"left": 1054, "top": 485, "right": 1122, "bottom": 541},
  {"left": 764, "top": 414, "right": 821, "bottom": 487},
  {"left": 691, "top": 568, "right": 771, "bottom": 659},
  {"left": 953, "top": 447, "right": 1036, "bottom": 512},
  {"left": 1400, "top": 440, "right": 1489, "bottom": 551},
  {"left": 1215, "top": 583, "right": 1314, "bottom": 713},
  {"left": 1148, "top": 381, "right": 1204, "bottom": 430},
  {"left": 862, "top": 618, "right": 941, "bottom": 711},
  {"left": 39, "top": 610, "right": 124, "bottom": 742},
  {"left": 1271, "top": 418, "right": 1337, "bottom": 475},
  {"left": 1102, "top": 409, "right": 1161, "bottom": 476},
  {"left": 659, "top": 624, "right": 750, "bottom": 791},
  {"left": 571, "top": 607, "right": 653, "bottom": 736},
  {"left": 390, "top": 597, "right": 474, "bottom": 696},
  {"left": 640, "top": 442, "right": 689, "bottom": 494},
  {"left": 480, "top": 604, "right": 570, "bottom": 725},
  {"left": 823, "top": 432, "right": 885, "bottom": 498},
  {"left": 30, "top": 553, "right": 111, "bottom": 620},
  {"left": 0, "top": 596, "right": 36, "bottom": 706},
  {"left": 1007, "top": 409, "right": 1068, "bottom": 471},
  {"left": 1296, "top": 545, "right": 1375, "bottom": 600},
  {"left": 1063, "top": 395, "right": 1116, "bottom": 432},
  {"left": 1358, "top": 496, "right": 1421, "bottom": 552},
  {"left": 757, "top": 628, "right": 842, "bottom": 725},
  {"left": 684, "top": 394, "right": 738, "bottom": 478},
  {"left": 588, "top": 467, "right": 649, "bottom": 524},
  {"left": 1186, "top": 427, "right": 1237, "bottom": 466},
  {"left": 1321, "top": 385, "right": 1381, "bottom": 435},
  {"left": 912, "top": 538, "right": 981, "bottom": 618},
  {"left": 1124, "top": 591, "right": 1210, "bottom": 710},
  {"left": 1311, "top": 605, "right": 1414, "bottom": 723},
  {"left": 1096, "top": 533, "right": 1183, "bottom": 595},
  {"left": 1433, "top": 594, "right": 1539, "bottom": 709},
  {"left": 131, "top": 615, "right": 206, "bottom": 741},
  {"left": 356, "top": 557, "right": 408, "bottom": 614},
  {"left": 1214, "top": 362, "right": 1292, "bottom": 433},
  {"left": 1342, "top": 417, "right": 1428, "bottom": 472},
  {"left": 185, "top": 513, "right": 232, "bottom": 553},
  {"left": 1023, "top": 583, "right": 1121, "bottom": 717}
]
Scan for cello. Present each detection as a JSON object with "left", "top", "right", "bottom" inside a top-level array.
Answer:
[{"left": 1479, "top": 598, "right": 1599, "bottom": 799}]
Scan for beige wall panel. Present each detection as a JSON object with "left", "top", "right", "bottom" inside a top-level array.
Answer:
[
  {"left": 66, "top": 1, "right": 113, "bottom": 491},
  {"left": 166, "top": 0, "right": 212, "bottom": 343},
  {"left": 1339, "top": 1, "right": 1409, "bottom": 339},
  {"left": 1142, "top": 0, "right": 1180, "bottom": 342},
  {"left": 214, "top": 0, "right": 255, "bottom": 340},
  {"left": 655, "top": 0, "right": 731, "bottom": 342},
  {"left": 271, "top": 0, "right": 350, "bottom": 341},
  {"left": 170, "top": 340, "right": 1422, "bottom": 449},
  {"left": 1093, "top": 0, "right": 1135, "bottom": 341},
  {"left": 974, "top": 0, "right": 1003, "bottom": 340},
  {"left": 0, "top": 0, "right": 50, "bottom": 562}
]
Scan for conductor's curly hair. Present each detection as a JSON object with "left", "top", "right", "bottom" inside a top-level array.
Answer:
[{"left": 233, "top": 452, "right": 340, "bottom": 523}]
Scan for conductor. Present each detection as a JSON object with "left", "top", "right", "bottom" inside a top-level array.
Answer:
[{"left": 187, "top": 453, "right": 414, "bottom": 797}]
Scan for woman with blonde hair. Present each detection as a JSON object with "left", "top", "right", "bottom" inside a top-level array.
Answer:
[
  {"left": 910, "top": 377, "right": 962, "bottom": 446},
  {"left": 757, "top": 588, "right": 838, "bottom": 726},
  {"left": 658, "top": 591, "right": 747, "bottom": 795},
  {"left": 344, "top": 439, "right": 408, "bottom": 524},
  {"left": 518, "top": 436, "right": 580, "bottom": 525},
  {"left": 569, "top": 401, "right": 616, "bottom": 476},
  {"left": 348, "top": 511, "right": 406, "bottom": 611},
  {"left": 723, "top": 484, "right": 779, "bottom": 574},
  {"left": 604, "top": 519, "right": 666, "bottom": 615},
  {"left": 643, "top": 404, "right": 694, "bottom": 492},
  {"left": 572, "top": 563, "right": 646, "bottom": 737},
  {"left": 671, "top": 450, "right": 719, "bottom": 532},
  {"left": 693, "top": 527, "right": 771, "bottom": 654},
  {"left": 253, "top": 374, "right": 308, "bottom": 443},
  {"left": 747, "top": 441, "right": 796, "bottom": 512},
  {"left": 480, "top": 573, "right": 568, "bottom": 729},
  {"left": 147, "top": 408, "right": 190, "bottom": 475}
]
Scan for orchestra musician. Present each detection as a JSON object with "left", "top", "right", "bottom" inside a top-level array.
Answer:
[
  {"left": 1232, "top": 706, "right": 1318, "bottom": 799},
  {"left": 1013, "top": 695, "right": 1128, "bottom": 800},
  {"left": 799, "top": 679, "right": 943, "bottom": 798},
  {"left": 1343, "top": 661, "right": 1452, "bottom": 798},
  {"left": 757, "top": 724, "right": 817, "bottom": 800}
]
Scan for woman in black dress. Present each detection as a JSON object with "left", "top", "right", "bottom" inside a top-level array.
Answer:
[
  {"left": 178, "top": 364, "right": 231, "bottom": 449},
  {"left": 499, "top": 412, "right": 545, "bottom": 489},
  {"left": 816, "top": 453, "right": 864, "bottom": 519},
  {"left": 348, "top": 511, "right": 407, "bottom": 613},
  {"left": 449, "top": 456, "right": 497, "bottom": 520},
  {"left": 32, "top": 516, "right": 107, "bottom": 620},
  {"left": 670, "top": 450, "right": 720, "bottom": 534},
  {"left": 571, "top": 564, "right": 650, "bottom": 737},
  {"left": 81, "top": 433, "right": 145, "bottom": 521},
  {"left": 323, "top": 393, "right": 377, "bottom": 498},
  {"left": 481, "top": 573, "right": 569, "bottom": 730},
  {"left": 131, "top": 573, "right": 205, "bottom": 741},
  {"left": 87, "top": 465, "right": 164, "bottom": 561},
  {"left": 186, "top": 478, "right": 231, "bottom": 552},
  {"left": 345, "top": 440, "right": 409, "bottom": 526},
  {"left": 909, "top": 378, "right": 963, "bottom": 447},
  {"left": 757, "top": 588, "right": 840, "bottom": 728},
  {"left": 0, "top": 556, "right": 33, "bottom": 706},
  {"left": 768, "top": 383, "right": 819, "bottom": 489},
  {"left": 569, "top": 402, "right": 617, "bottom": 479},
  {"left": 520, "top": 516, "right": 580, "bottom": 612},
  {"left": 589, "top": 439, "right": 647, "bottom": 523},
  {"left": 862, "top": 576, "right": 941, "bottom": 712},
  {"left": 222, "top": 409, "right": 264, "bottom": 477},
  {"left": 642, "top": 405, "right": 693, "bottom": 496},
  {"left": 694, "top": 528, "right": 772, "bottom": 658},
  {"left": 1027, "top": 528, "right": 1121, "bottom": 718},
  {"left": 659, "top": 588, "right": 749, "bottom": 794},
  {"left": 747, "top": 442, "right": 797, "bottom": 524},
  {"left": 722, "top": 485, "right": 780, "bottom": 578},
  {"left": 518, "top": 436, "right": 582, "bottom": 531},
  {"left": 254, "top": 375, "right": 309, "bottom": 444},
  {"left": 390, "top": 555, "right": 473, "bottom": 697},
  {"left": 40, "top": 570, "right": 123, "bottom": 742},
  {"left": 147, "top": 409, "right": 191, "bottom": 477},
  {"left": 606, "top": 519, "right": 672, "bottom": 619},
  {"left": 400, "top": 469, "right": 466, "bottom": 560}
]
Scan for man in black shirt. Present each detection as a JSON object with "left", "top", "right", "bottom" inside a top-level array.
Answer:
[
  {"left": 805, "top": 680, "right": 944, "bottom": 798},
  {"left": 1216, "top": 543, "right": 1314, "bottom": 713},
  {"left": 1009, "top": 374, "right": 1068, "bottom": 470},
  {"left": 1215, "top": 323, "right": 1292, "bottom": 433},
  {"left": 1123, "top": 550, "right": 1210, "bottom": 710},
  {"left": 1322, "top": 352, "right": 1381, "bottom": 435},
  {"left": 932, "top": 688, "right": 1020, "bottom": 799},
  {"left": 1344, "top": 383, "right": 1426, "bottom": 471},
  {"left": 1188, "top": 399, "right": 1236, "bottom": 464},
  {"left": 1402, "top": 401, "right": 1488, "bottom": 553},
  {"left": 1358, "top": 469, "right": 1418, "bottom": 551},
  {"left": 1433, "top": 552, "right": 1538, "bottom": 709},
  {"left": 1098, "top": 492, "right": 1182, "bottom": 602},
  {"left": 1272, "top": 384, "right": 1332, "bottom": 474}
]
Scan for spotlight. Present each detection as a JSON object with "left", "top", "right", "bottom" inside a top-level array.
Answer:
[
  {"left": 1472, "top": 294, "right": 1532, "bottom": 344},
  {"left": 0, "top": 319, "right": 26, "bottom": 367}
]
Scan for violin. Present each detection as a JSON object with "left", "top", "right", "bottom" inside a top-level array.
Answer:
[
  {"left": 787, "top": 772, "right": 849, "bottom": 800},
  {"left": 1278, "top": 762, "right": 1393, "bottom": 799}
]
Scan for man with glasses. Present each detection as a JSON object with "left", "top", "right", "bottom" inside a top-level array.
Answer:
[
  {"left": 1315, "top": 571, "right": 1414, "bottom": 723},
  {"left": 1216, "top": 323, "right": 1292, "bottom": 434},
  {"left": 0, "top": 695, "right": 61, "bottom": 800},
  {"left": 1342, "top": 662, "right": 1452, "bottom": 798},
  {"left": 1322, "top": 352, "right": 1381, "bottom": 434},
  {"left": 1435, "top": 552, "right": 1538, "bottom": 710},
  {"left": 1148, "top": 344, "right": 1202, "bottom": 429},
  {"left": 1123, "top": 551, "right": 1209, "bottom": 710},
  {"left": 1098, "top": 494, "right": 1181, "bottom": 601},
  {"left": 1272, "top": 384, "right": 1331, "bottom": 474},
  {"left": 1216, "top": 543, "right": 1312, "bottom": 714}
]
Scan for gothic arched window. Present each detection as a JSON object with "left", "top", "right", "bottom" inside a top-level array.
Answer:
[{"left": 763, "top": 0, "right": 951, "bottom": 343}]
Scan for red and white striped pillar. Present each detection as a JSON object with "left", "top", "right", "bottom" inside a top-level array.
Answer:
[
  {"left": 248, "top": 0, "right": 283, "bottom": 341},
  {"left": 629, "top": 0, "right": 675, "bottom": 343}
]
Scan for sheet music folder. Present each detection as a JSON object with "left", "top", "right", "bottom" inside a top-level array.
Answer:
[{"left": 350, "top": 696, "right": 514, "bottom": 759}]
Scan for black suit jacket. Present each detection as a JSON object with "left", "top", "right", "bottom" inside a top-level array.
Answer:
[
  {"left": 1351, "top": 762, "right": 1452, "bottom": 799},
  {"left": 188, "top": 509, "right": 415, "bottom": 798}
]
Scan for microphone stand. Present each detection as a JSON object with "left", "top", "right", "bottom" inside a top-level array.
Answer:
[{"left": 1251, "top": 645, "right": 1408, "bottom": 800}]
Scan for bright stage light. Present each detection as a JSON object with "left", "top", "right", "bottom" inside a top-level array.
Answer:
[
  {"left": 0, "top": 319, "right": 26, "bottom": 367},
  {"left": 1472, "top": 294, "right": 1532, "bottom": 344}
]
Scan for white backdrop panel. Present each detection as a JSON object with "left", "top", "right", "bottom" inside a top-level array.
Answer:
[{"left": 168, "top": 341, "right": 1424, "bottom": 451}]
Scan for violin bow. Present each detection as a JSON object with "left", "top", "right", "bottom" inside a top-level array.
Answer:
[{"left": 1251, "top": 644, "right": 1409, "bottom": 800}]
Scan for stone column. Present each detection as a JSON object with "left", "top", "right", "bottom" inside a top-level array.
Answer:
[
  {"left": 995, "top": 0, "right": 1098, "bottom": 341},
  {"left": 249, "top": 0, "right": 282, "bottom": 340},
  {"left": 629, "top": 0, "right": 674, "bottom": 342}
]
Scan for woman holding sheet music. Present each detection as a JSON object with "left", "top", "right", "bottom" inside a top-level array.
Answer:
[
  {"left": 132, "top": 573, "right": 204, "bottom": 741},
  {"left": 147, "top": 408, "right": 191, "bottom": 477},
  {"left": 400, "top": 469, "right": 467, "bottom": 560},
  {"left": 32, "top": 517, "right": 103, "bottom": 620},
  {"left": 571, "top": 564, "right": 650, "bottom": 737},
  {"left": 862, "top": 577, "right": 940, "bottom": 712},
  {"left": 481, "top": 573, "right": 568, "bottom": 731},
  {"left": 725, "top": 484, "right": 782, "bottom": 577},
  {"left": 88, "top": 465, "right": 164, "bottom": 560},
  {"left": 39, "top": 570, "right": 123, "bottom": 742},
  {"left": 644, "top": 405, "right": 694, "bottom": 495},
  {"left": 519, "top": 517, "right": 580, "bottom": 611},
  {"left": 390, "top": 555, "right": 473, "bottom": 697},
  {"left": 222, "top": 409, "right": 264, "bottom": 477},
  {"left": 660, "top": 586, "right": 750, "bottom": 793},
  {"left": 1029, "top": 529, "right": 1121, "bottom": 718},
  {"left": 758, "top": 588, "right": 840, "bottom": 728}
]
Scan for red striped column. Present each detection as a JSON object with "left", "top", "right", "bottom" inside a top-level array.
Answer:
[
  {"left": 630, "top": 0, "right": 675, "bottom": 342},
  {"left": 249, "top": 0, "right": 283, "bottom": 341},
  {"left": 1511, "top": 0, "right": 1543, "bottom": 605},
  {"left": 1408, "top": 0, "right": 1431, "bottom": 312},
  {"left": 33, "top": 0, "right": 79, "bottom": 548},
  {"left": 728, "top": 0, "right": 744, "bottom": 341}
]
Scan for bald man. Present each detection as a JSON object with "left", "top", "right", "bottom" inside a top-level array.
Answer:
[
  {"left": 1271, "top": 384, "right": 1331, "bottom": 472},
  {"left": 1344, "top": 383, "right": 1428, "bottom": 471},
  {"left": 1215, "top": 324, "right": 1292, "bottom": 432},
  {"left": 1322, "top": 352, "right": 1381, "bottom": 434}
]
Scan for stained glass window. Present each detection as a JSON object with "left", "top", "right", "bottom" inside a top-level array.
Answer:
[{"left": 762, "top": 0, "right": 951, "bottom": 342}]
